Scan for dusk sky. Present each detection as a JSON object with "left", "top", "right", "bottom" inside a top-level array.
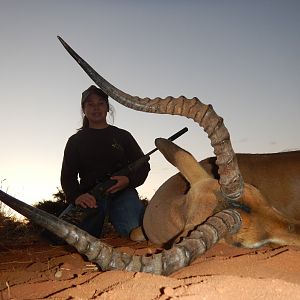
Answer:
[{"left": 1, "top": 1, "right": 299, "bottom": 206}]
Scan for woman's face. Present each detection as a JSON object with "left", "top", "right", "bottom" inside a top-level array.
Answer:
[{"left": 83, "top": 93, "right": 109, "bottom": 128}]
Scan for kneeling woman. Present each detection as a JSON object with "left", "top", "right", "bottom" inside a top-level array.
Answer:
[{"left": 60, "top": 85, "right": 150, "bottom": 238}]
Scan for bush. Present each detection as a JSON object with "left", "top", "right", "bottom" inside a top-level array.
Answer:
[
  {"left": 33, "top": 188, "right": 68, "bottom": 216},
  {"left": 0, "top": 207, "right": 31, "bottom": 241}
]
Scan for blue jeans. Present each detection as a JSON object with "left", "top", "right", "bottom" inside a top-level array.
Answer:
[{"left": 60, "top": 188, "right": 145, "bottom": 238}]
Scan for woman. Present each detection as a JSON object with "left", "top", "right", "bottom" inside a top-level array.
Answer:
[{"left": 60, "top": 85, "right": 150, "bottom": 238}]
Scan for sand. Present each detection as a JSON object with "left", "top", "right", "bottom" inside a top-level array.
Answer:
[{"left": 1, "top": 232, "right": 300, "bottom": 300}]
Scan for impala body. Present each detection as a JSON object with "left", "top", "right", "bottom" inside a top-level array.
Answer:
[
  {"left": 201, "top": 151, "right": 300, "bottom": 221},
  {"left": 142, "top": 148, "right": 300, "bottom": 249}
]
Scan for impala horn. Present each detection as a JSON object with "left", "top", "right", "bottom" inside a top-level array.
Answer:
[
  {"left": 0, "top": 189, "right": 240, "bottom": 275},
  {"left": 57, "top": 36, "right": 244, "bottom": 201}
]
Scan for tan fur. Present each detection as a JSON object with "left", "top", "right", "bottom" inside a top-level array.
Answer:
[
  {"left": 140, "top": 138, "right": 216, "bottom": 245},
  {"left": 133, "top": 141, "right": 300, "bottom": 249},
  {"left": 226, "top": 183, "right": 300, "bottom": 248},
  {"left": 200, "top": 152, "right": 300, "bottom": 222}
]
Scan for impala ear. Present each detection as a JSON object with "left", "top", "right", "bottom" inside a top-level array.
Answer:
[{"left": 155, "top": 138, "right": 211, "bottom": 184}]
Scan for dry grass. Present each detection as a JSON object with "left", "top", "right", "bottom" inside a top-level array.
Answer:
[
  {"left": 0, "top": 197, "right": 67, "bottom": 247},
  {"left": 0, "top": 204, "right": 35, "bottom": 246}
]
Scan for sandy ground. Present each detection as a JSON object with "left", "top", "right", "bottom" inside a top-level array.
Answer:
[{"left": 1, "top": 230, "right": 300, "bottom": 300}]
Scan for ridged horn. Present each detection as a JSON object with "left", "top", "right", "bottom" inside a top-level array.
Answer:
[
  {"left": 57, "top": 36, "right": 243, "bottom": 200},
  {"left": 0, "top": 189, "right": 241, "bottom": 275}
]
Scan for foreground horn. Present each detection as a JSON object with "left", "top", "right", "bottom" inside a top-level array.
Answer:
[
  {"left": 0, "top": 189, "right": 241, "bottom": 275},
  {"left": 57, "top": 36, "right": 243, "bottom": 200}
]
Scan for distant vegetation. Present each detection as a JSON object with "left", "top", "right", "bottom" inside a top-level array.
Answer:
[
  {"left": 0, "top": 188, "right": 68, "bottom": 242},
  {"left": 0, "top": 201, "right": 28, "bottom": 240},
  {"left": 33, "top": 188, "right": 68, "bottom": 217}
]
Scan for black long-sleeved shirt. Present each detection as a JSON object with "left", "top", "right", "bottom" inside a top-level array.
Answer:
[{"left": 61, "top": 126, "right": 150, "bottom": 203}]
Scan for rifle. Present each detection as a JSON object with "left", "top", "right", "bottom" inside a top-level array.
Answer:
[
  {"left": 89, "top": 127, "right": 188, "bottom": 198},
  {"left": 58, "top": 127, "right": 188, "bottom": 229}
]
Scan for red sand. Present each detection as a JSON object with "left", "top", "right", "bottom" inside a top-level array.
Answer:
[{"left": 1, "top": 233, "right": 300, "bottom": 300}]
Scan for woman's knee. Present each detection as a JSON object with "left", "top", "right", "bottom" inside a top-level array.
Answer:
[{"left": 109, "top": 188, "right": 145, "bottom": 236}]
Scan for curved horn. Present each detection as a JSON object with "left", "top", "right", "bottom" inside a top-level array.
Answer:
[
  {"left": 0, "top": 189, "right": 241, "bottom": 275},
  {"left": 57, "top": 36, "right": 243, "bottom": 200}
]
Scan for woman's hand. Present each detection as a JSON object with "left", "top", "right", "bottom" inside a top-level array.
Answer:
[
  {"left": 75, "top": 193, "right": 97, "bottom": 208},
  {"left": 106, "top": 175, "right": 129, "bottom": 194}
]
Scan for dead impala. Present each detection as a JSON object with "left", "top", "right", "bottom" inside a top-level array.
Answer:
[{"left": 0, "top": 36, "right": 299, "bottom": 276}]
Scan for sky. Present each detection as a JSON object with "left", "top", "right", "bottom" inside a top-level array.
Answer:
[{"left": 0, "top": 0, "right": 299, "bottom": 207}]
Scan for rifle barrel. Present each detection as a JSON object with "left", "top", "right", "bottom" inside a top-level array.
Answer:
[{"left": 146, "top": 127, "right": 188, "bottom": 156}]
